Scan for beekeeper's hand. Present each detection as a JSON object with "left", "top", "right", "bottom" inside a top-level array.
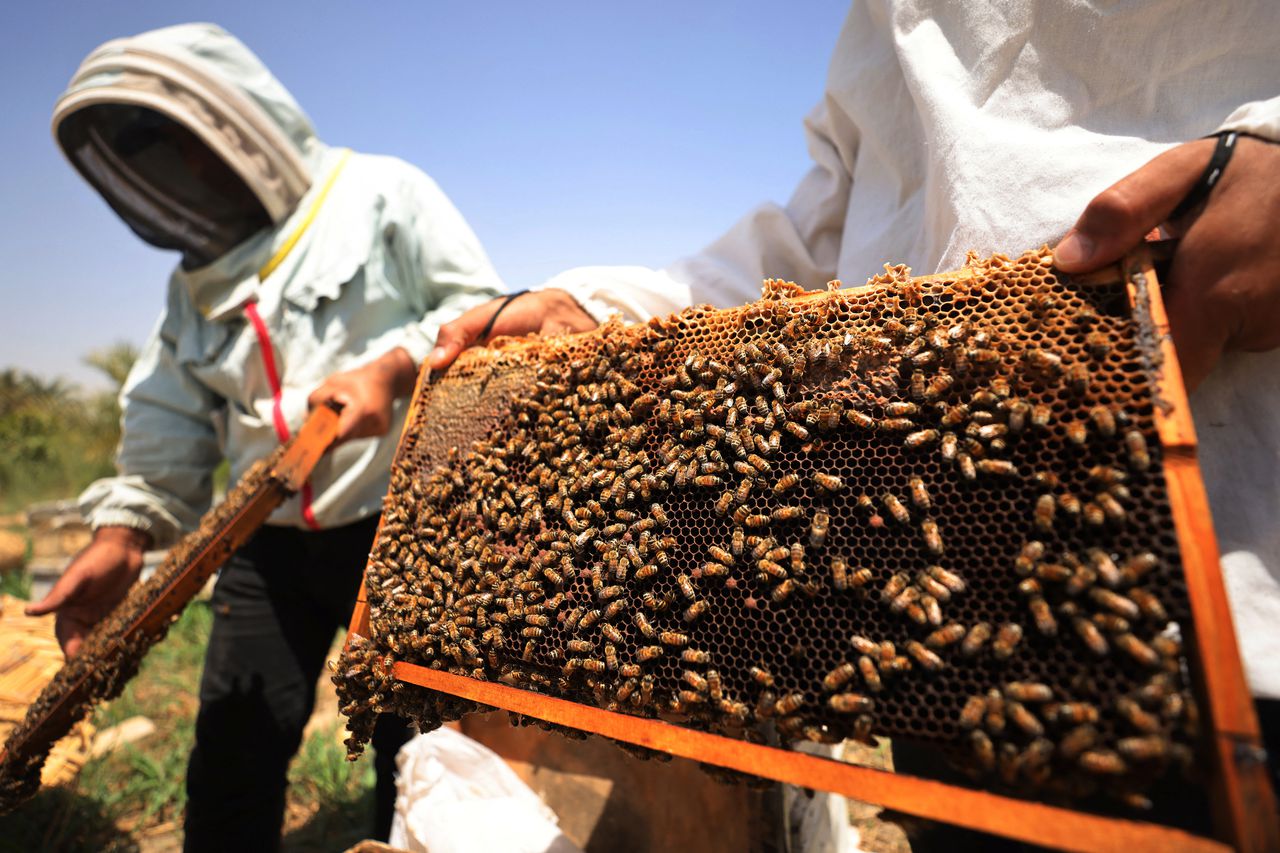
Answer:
[
  {"left": 427, "top": 289, "right": 597, "bottom": 373},
  {"left": 1053, "top": 134, "right": 1280, "bottom": 391},
  {"left": 26, "top": 526, "right": 151, "bottom": 658},
  {"left": 308, "top": 347, "right": 418, "bottom": 444}
]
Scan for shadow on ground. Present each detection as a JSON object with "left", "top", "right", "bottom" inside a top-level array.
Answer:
[
  {"left": 281, "top": 786, "right": 375, "bottom": 852},
  {"left": 0, "top": 785, "right": 137, "bottom": 853}
]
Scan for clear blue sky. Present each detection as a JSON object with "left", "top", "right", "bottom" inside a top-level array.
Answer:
[{"left": 0, "top": 1, "right": 848, "bottom": 389}]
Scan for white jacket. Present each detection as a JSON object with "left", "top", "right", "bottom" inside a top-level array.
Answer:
[
  {"left": 537, "top": 1, "right": 1280, "bottom": 697},
  {"left": 57, "top": 25, "right": 503, "bottom": 545}
]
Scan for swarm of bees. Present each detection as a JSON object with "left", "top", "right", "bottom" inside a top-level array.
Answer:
[
  {"left": 0, "top": 449, "right": 292, "bottom": 814},
  {"left": 336, "top": 248, "right": 1200, "bottom": 810}
]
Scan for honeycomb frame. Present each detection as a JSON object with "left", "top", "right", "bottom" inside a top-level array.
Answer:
[{"left": 338, "top": 247, "right": 1271, "bottom": 849}]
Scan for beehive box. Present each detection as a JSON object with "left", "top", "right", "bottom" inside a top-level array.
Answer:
[{"left": 337, "top": 248, "right": 1272, "bottom": 850}]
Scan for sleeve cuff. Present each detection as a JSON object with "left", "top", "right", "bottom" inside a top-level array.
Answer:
[
  {"left": 85, "top": 507, "right": 176, "bottom": 546},
  {"left": 1215, "top": 96, "right": 1280, "bottom": 144}
]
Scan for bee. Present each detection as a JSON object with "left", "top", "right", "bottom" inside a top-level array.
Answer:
[
  {"left": 1091, "top": 588, "right": 1140, "bottom": 620},
  {"left": 885, "top": 402, "right": 919, "bottom": 418},
  {"left": 1006, "top": 700, "right": 1044, "bottom": 736},
  {"left": 1073, "top": 616, "right": 1109, "bottom": 656},
  {"left": 890, "top": 585, "right": 920, "bottom": 614},
  {"left": 904, "top": 429, "right": 940, "bottom": 449},
  {"left": 706, "top": 669, "right": 724, "bottom": 701},
  {"left": 1005, "top": 400, "right": 1030, "bottom": 434},
  {"left": 758, "top": 559, "right": 788, "bottom": 579},
  {"left": 1031, "top": 404, "right": 1052, "bottom": 429},
  {"left": 976, "top": 459, "right": 1018, "bottom": 477},
  {"left": 910, "top": 371, "right": 927, "bottom": 401},
  {"left": 1079, "top": 750, "right": 1128, "bottom": 776},
  {"left": 774, "top": 473, "right": 801, "bottom": 494},
  {"left": 883, "top": 493, "right": 910, "bottom": 524},
  {"left": 823, "top": 662, "right": 858, "bottom": 691},
  {"left": 812, "top": 472, "right": 845, "bottom": 494},
  {"left": 1066, "top": 363, "right": 1091, "bottom": 394},
  {"left": 921, "top": 594, "right": 943, "bottom": 626},
  {"left": 1125, "top": 429, "right": 1151, "bottom": 471},
  {"left": 801, "top": 511, "right": 829, "bottom": 548},
  {"left": 845, "top": 409, "right": 877, "bottom": 429},
  {"left": 1116, "top": 633, "right": 1161, "bottom": 668},
  {"left": 1058, "top": 724, "right": 1100, "bottom": 761},
  {"left": 829, "top": 693, "right": 874, "bottom": 714},
  {"left": 938, "top": 432, "right": 959, "bottom": 462},
  {"left": 960, "top": 621, "right": 992, "bottom": 657},
  {"left": 1117, "top": 736, "right": 1168, "bottom": 762},
  {"left": 1122, "top": 552, "right": 1159, "bottom": 584},
  {"left": 771, "top": 692, "right": 805, "bottom": 717},
  {"left": 956, "top": 453, "right": 976, "bottom": 482},
  {"left": 858, "top": 655, "right": 882, "bottom": 692},
  {"left": 1028, "top": 596, "right": 1057, "bottom": 636},
  {"left": 928, "top": 564, "right": 966, "bottom": 594},
  {"left": 750, "top": 666, "right": 775, "bottom": 687},
  {"left": 926, "top": 622, "right": 966, "bottom": 649},
  {"left": 917, "top": 572, "right": 952, "bottom": 602},
  {"left": 1094, "top": 492, "right": 1126, "bottom": 525},
  {"left": 676, "top": 574, "right": 697, "bottom": 600},
  {"left": 1004, "top": 681, "right": 1054, "bottom": 703},
  {"left": 640, "top": 592, "right": 669, "bottom": 612},
  {"left": 789, "top": 542, "right": 805, "bottom": 573},
  {"left": 683, "top": 600, "right": 709, "bottom": 622},
  {"left": 745, "top": 513, "right": 771, "bottom": 528},
  {"left": 682, "top": 670, "right": 708, "bottom": 692},
  {"left": 1086, "top": 405, "right": 1117, "bottom": 438},
  {"left": 1034, "top": 494, "right": 1056, "bottom": 533},
  {"left": 1053, "top": 702, "right": 1101, "bottom": 727},
  {"left": 768, "top": 505, "right": 802, "bottom": 524},
  {"left": 924, "top": 373, "right": 955, "bottom": 401},
  {"left": 970, "top": 730, "right": 996, "bottom": 772},
  {"left": 1025, "top": 347, "right": 1063, "bottom": 373},
  {"left": 906, "top": 640, "right": 944, "bottom": 671},
  {"left": 850, "top": 634, "right": 879, "bottom": 655},
  {"left": 959, "top": 694, "right": 987, "bottom": 729},
  {"left": 567, "top": 638, "right": 594, "bottom": 654},
  {"left": 708, "top": 545, "right": 733, "bottom": 566},
  {"left": 784, "top": 421, "right": 810, "bottom": 440},
  {"left": 919, "top": 517, "right": 944, "bottom": 556},
  {"left": 771, "top": 579, "right": 798, "bottom": 603},
  {"left": 637, "top": 645, "right": 663, "bottom": 662},
  {"left": 830, "top": 557, "right": 850, "bottom": 591},
  {"left": 603, "top": 598, "right": 628, "bottom": 621},
  {"left": 1128, "top": 588, "right": 1168, "bottom": 622},
  {"left": 713, "top": 491, "right": 735, "bottom": 516},
  {"left": 992, "top": 623, "right": 1023, "bottom": 660},
  {"left": 1036, "top": 561, "right": 1073, "bottom": 583},
  {"left": 881, "top": 572, "right": 910, "bottom": 602}
]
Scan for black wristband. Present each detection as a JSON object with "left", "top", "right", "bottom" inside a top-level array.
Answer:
[
  {"left": 1168, "top": 131, "right": 1239, "bottom": 222},
  {"left": 477, "top": 289, "right": 530, "bottom": 343}
]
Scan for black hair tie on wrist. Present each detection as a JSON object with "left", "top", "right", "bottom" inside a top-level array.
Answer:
[
  {"left": 1168, "top": 131, "right": 1239, "bottom": 222},
  {"left": 478, "top": 289, "right": 530, "bottom": 343}
]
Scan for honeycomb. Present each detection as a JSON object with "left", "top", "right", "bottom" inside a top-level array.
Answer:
[
  {"left": 0, "top": 447, "right": 290, "bottom": 813},
  {"left": 337, "top": 248, "right": 1200, "bottom": 812}
]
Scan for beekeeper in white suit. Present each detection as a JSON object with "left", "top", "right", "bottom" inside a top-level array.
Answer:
[
  {"left": 29, "top": 23, "right": 503, "bottom": 850},
  {"left": 430, "top": 0, "right": 1280, "bottom": 840}
]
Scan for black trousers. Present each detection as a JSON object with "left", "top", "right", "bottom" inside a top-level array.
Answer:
[{"left": 184, "top": 517, "right": 411, "bottom": 852}]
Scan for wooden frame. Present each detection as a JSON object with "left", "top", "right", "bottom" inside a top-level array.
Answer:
[{"left": 345, "top": 251, "right": 1276, "bottom": 851}]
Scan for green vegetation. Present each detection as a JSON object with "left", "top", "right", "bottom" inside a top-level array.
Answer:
[
  {"left": 0, "top": 598, "right": 376, "bottom": 852},
  {"left": 0, "top": 343, "right": 138, "bottom": 513}
]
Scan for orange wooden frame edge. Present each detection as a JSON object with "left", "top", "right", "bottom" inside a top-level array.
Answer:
[{"left": 392, "top": 659, "right": 1227, "bottom": 853}]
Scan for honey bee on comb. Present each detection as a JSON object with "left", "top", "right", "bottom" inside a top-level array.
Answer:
[{"left": 331, "top": 248, "right": 1204, "bottom": 815}]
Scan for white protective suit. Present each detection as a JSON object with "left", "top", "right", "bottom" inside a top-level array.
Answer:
[
  {"left": 53, "top": 24, "right": 503, "bottom": 546},
  {"left": 536, "top": 2, "right": 1280, "bottom": 697}
]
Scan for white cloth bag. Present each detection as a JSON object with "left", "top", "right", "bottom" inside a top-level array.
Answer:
[{"left": 389, "top": 727, "right": 582, "bottom": 853}]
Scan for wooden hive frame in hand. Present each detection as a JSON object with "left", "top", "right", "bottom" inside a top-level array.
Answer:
[{"left": 338, "top": 247, "right": 1276, "bottom": 852}]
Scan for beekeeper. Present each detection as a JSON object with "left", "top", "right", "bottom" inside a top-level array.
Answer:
[
  {"left": 28, "top": 23, "right": 503, "bottom": 850},
  {"left": 428, "top": 0, "right": 1280, "bottom": 834}
]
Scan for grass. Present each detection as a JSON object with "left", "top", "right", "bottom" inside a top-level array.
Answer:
[{"left": 0, "top": 588, "right": 378, "bottom": 851}]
